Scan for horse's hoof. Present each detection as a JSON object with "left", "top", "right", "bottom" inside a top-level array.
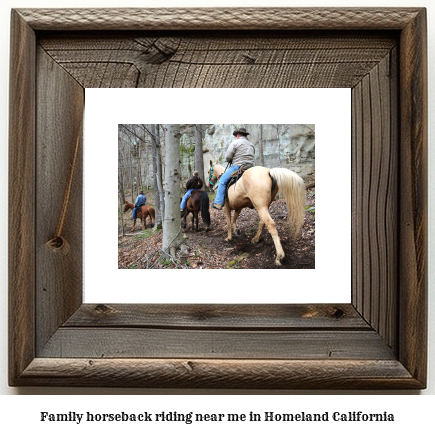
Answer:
[
  {"left": 275, "top": 254, "right": 284, "bottom": 266},
  {"left": 225, "top": 237, "right": 232, "bottom": 242},
  {"left": 251, "top": 238, "right": 259, "bottom": 244},
  {"left": 235, "top": 229, "right": 242, "bottom": 237}
]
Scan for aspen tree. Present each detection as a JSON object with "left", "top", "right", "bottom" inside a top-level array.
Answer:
[{"left": 162, "top": 125, "right": 184, "bottom": 257}]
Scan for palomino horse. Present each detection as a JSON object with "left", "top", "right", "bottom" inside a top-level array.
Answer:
[
  {"left": 207, "top": 161, "right": 305, "bottom": 266},
  {"left": 123, "top": 201, "right": 155, "bottom": 231},
  {"left": 181, "top": 190, "right": 211, "bottom": 232}
]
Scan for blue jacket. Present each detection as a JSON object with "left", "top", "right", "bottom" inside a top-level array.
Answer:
[{"left": 134, "top": 194, "right": 146, "bottom": 207}]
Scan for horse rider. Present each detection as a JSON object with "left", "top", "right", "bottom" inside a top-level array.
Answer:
[
  {"left": 132, "top": 191, "right": 146, "bottom": 220},
  {"left": 212, "top": 127, "right": 255, "bottom": 210},
  {"left": 180, "top": 170, "right": 203, "bottom": 213}
]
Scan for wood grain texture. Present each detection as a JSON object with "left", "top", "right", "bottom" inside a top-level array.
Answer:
[
  {"left": 65, "top": 304, "right": 369, "bottom": 329},
  {"left": 35, "top": 48, "right": 84, "bottom": 353},
  {"left": 8, "top": 8, "right": 427, "bottom": 389},
  {"left": 351, "top": 51, "right": 398, "bottom": 352},
  {"left": 38, "top": 329, "right": 395, "bottom": 360},
  {"left": 38, "top": 33, "right": 396, "bottom": 89},
  {"left": 387, "top": 47, "right": 399, "bottom": 349},
  {"left": 17, "top": 358, "right": 420, "bottom": 389},
  {"left": 381, "top": 48, "right": 398, "bottom": 349},
  {"left": 398, "top": 8, "right": 428, "bottom": 386},
  {"left": 8, "top": 10, "right": 36, "bottom": 386},
  {"left": 351, "top": 80, "right": 362, "bottom": 313},
  {"left": 16, "top": 8, "right": 422, "bottom": 31}
]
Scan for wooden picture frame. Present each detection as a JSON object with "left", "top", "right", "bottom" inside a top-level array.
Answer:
[{"left": 9, "top": 8, "right": 427, "bottom": 389}]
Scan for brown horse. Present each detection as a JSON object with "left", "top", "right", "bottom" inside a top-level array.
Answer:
[
  {"left": 181, "top": 190, "right": 211, "bottom": 232},
  {"left": 207, "top": 161, "right": 305, "bottom": 266},
  {"left": 123, "top": 201, "right": 155, "bottom": 231}
]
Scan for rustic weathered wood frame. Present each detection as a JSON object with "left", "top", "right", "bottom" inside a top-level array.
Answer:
[{"left": 9, "top": 8, "right": 427, "bottom": 389}]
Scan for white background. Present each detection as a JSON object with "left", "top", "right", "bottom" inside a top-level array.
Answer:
[
  {"left": 0, "top": 0, "right": 434, "bottom": 421},
  {"left": 85, "top": 88, "right": 351, "bottom": 304}
]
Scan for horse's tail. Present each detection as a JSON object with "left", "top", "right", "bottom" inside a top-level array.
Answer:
[
  {"left": 269, "top": 168, "right": 305, "bottom": 239},
  {"left": 199, "top": 191, "right": 211, "bottom": 227}
]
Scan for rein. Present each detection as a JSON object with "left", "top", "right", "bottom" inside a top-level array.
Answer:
[
  {"left": 208, "top": 164, "right": 218, "bottom": 186},
  {"left": 209, "top": 162, "right": 231, "bottom": 188}
]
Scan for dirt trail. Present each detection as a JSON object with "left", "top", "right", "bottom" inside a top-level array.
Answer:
[{"left": 118, "top": 186, "right": 315, "bottom": 269}]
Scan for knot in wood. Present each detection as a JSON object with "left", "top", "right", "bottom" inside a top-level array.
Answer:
[
  {"left": 94, "top": 304, "right": 116, "bottom": 315},
  {"left": 45, "top": 236, "right": 70, "bottom": 255},
  {"left": 332, "top": 308, "right": 345, "bottom": 319},
  {"left": 242, "top": 53, "right": 256, "bottom": 64}
]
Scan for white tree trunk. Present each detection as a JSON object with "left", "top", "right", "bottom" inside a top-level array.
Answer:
[
  {"left": 151, "top": 124, "right": 162, "bottom": 229},
  {"left": 118, "top": 147, "right": 126, "bottom": 204},
  {"left": 127, "top": 143, "right": 134, "bottom": 203},
  {"left": 195, "top": 124, "right": 205, "bottom": 186},
  {"left": 155, "top": 125, "right": 165, "bottom": 221},
  {"left": 162, "top": 124, "right": 184, "bottom": 257},
  {"left": 259, "top": 124, "right": 265, "bottom": 167}
]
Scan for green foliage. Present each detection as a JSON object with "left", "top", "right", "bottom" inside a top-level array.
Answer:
[
  {"left": 180, "top": 139, "right": 195, "bottom": 175},
  {"left": 153, "top": 223, "right": 163, "bottom": 232},
  {"left": 226, "top": 252, "right": 249, "bottom": 268},
  {"left": 134, "top": 229, "right": 156, "bottom": 240},
  {"left": 159, "top": 257, "right": 172, "bottom": 266},
  {"left": 180, "top": 133, "right": 195, "bottom": 157}
]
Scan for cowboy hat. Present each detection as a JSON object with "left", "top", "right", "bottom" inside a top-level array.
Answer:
[{"left": 233, "top": 127, "right": 250, "bottom": 136}]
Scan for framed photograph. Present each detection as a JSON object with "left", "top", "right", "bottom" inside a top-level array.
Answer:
[
  {"left": 9, "top": 8, "right": 427, "bottom": 388},
  {"left": 86, "top": 88, "right": 348, "bottom": 304}
]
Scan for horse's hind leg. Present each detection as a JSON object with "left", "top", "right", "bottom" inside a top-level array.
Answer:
[
  {"left": 251, "top": 221, "right": 265, "bottom": 244},
  {"left": 224, "top": 205, "right": 233, "bottom": 241},
  {"left": 232, "top": 209, "right": 242, "bottom": 236},
  {"left": 255, "top": 207, "right": 285, "bottom": 265},
  {"left": 194, "top": 212, "right": 199, "bottom": 231}
]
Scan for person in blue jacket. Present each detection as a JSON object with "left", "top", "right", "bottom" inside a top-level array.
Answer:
[{"left": 132, "top": 191, "right": 146, "bottom": 219}]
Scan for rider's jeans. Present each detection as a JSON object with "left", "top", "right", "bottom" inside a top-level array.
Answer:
[
  {"left": 180, "top": 189, "right": 201, "bottom": 210},
  {"left": 214, "top": 165, "right": 240, "bottom": 205}
]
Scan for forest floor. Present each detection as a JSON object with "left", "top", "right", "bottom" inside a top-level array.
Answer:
[{"left": 118, "top": 179, "right": 315, "bottom": 269}]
